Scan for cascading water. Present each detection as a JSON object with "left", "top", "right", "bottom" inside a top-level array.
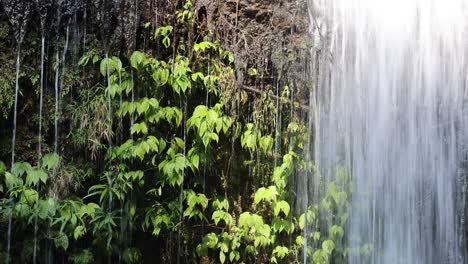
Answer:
[{"left": 310, "top": 0, "right": 468, "bottom": 263}]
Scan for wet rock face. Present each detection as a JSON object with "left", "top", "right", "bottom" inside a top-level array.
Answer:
[
  {"left": 2, "top": 0, "right": 32, "bottom": 44},
  {"left": 0, "top": 0, "right": 309, "bottom": 88},
  {"left": 92, "top": 0, "right": 118, "bottom": 47},
  {"left": 193, "top": 0, "right": 309, "bottom": 97},
  {"left": 58, "top": 0, "right": 80, "bottom": 19},
  {"left": 113, "top": 0, "right": 138, "bottom": 51},
  {"left": 33, "top": 0, "right": 53, "bottom": 31},
  {"left": 55, "top": 0, "right": 84, "bottom": 28}
]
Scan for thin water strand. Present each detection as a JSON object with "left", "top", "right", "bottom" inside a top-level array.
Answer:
[
  {"left": 11, "top": 46, "right": 21, "bottom": 166},
  {"left": 177, "top": 99, "right": 188, "bottom": 264},
  {"left": 7, "top": 45, "right": 21, "bottom": 263},
  {"left": 105, "top": 52, "right": 113, "bottom": 264},
  {"left": 33, "top": 35, "right": 46, "bottom": 264},
  {"left": 53, "top": 47, "right": 60, "bottom": 154}
]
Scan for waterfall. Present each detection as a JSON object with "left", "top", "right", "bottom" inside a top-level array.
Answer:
[{"left": 311, "top": 0, "right": 468, "bottom": 263}]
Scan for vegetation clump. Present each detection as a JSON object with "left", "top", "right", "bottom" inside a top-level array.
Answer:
[{"left": 0, "top": 0, "right": 355, "bottom": 263}]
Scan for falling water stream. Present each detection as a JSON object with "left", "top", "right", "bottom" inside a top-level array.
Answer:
[
  {"left": 11, "top": 46, "right": 20, "bottom": 167},
  {"left": 53, "top": 46, "right": 60, "bottom": 154},
  {"left": 7, "top": 45, "right": 21, "bottom": 264},
  {"left": 311, "top": 0, "right": 468, "bottom": 263},
  {"left": 33, "top": 36, "right": 46, "bottom": 264},
  {"left": 104, "top": 51, "right": 113, "bottom": 264},
  {"left": 54, "top": 25, "right": 70, "bottom": 154}
]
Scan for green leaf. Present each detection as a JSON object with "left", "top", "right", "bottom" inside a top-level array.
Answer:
[
  {"left": 0, "top": 161, "right": 6, "bottom": 174},
  {"left": 259, "top": 135, "right": 274, "bottom": 153},
  {"left": 295, "top": 236, "right": 304, "bottom": 246},
  {"left": 131, "top": 51, "right": 147, "bottom": 69},
  {"left": 112, "top": 56, "right": 122, "bottom": 72},
  {"left": 54, "top": 232, "right": 69, "bottom": 250},
  {"left": 71, "top": 250, "right": 94, "bottom": 264},
  {"left": 11, "top": 162, "right": 32, "bottom": 177},
  {"left": 273, "top": 246, "right": 289, "bottom": 259},
  {"left": 92, "top": 55, "right": 100, "bottom": 64},
  {"left": 191, "top": 154, "right": 199, "bottom": 170},
  {"left": 22, "top": 189, "right": 39, "bottom": 205},
  {"left": 175, "top": 137, "right": 185, "bottom": 149},
  {"left": 219, "top": 251, "right": 226, "bottom": 264},
  {"left": 42, "top": 153, "right": 60, "bottom": 170},
  {"left": 204, "top": 233, "right": 218, "bottom": 248},
  {"left": 330, "top": 225, "right": 344, "bottom": 239},
  {"left": 248, "top": 67, "right": 258, "bottom": 76},
  {"left": 131, "top": 122, "right": 148, "bottom": 135},
  {"left": 254, "top": 187, "right": 265, "bottom": 204},
  {"left": 78, "top": 55, "right": 89, "bottom": 66},
  {"left": 299, "top": 214, "right": 305, "bottom": 230},
  {"left": 229, "top": 251, "right": 236, "bottom": 262},
  {"left": 254, "top": 186, "right": 278, "bottom": 205},
  {"left": 162, "top": 36, "right": 171, "bottom": 48},
  {"left": 15, "top": 203, "right": 30, "bottom": 217},
  {"left": 213, "top": 199, "right": 229, "bottom": 211},
  {"left": 191, "top": 72, "right": 204, "bottom": 81},
  {"left": 313, "top": 249, "right": 328, "bottom": 264},
  {"left": 322, "top": 240, "right": 335, "bottom": 254},
  {"left": 123, "top": 248, "right": 142, "bottom": 264},
  {"left": 212, "top": 210, "right": 232, "bottom": 226},
  {"left": 194, "top": 41, "right": 216, "bottom": 52},
  {"left": 26, "top": 169, "right": 48, "bottom": 186},
  {"left": 274, "top": 201, "right": 290, "bottom": 217},
  {"left": 100, "top": 58, "right": 110, "bottom": 77},
  {"left": 74, "top": 226, "right": 85, "bottom": 240}
]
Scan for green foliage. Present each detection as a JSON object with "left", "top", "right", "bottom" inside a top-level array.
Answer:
[
  {"left": 123, "top": 248, "right": 142, "bottom": 264},
  {"left": 188, "top": 104, "right": 233, "bottom": 148},
  {"left": 183, "top": 190, "right": 208, "bottom": 220},
  {"left": 70, "top": 250, "right": 95, "bottom": 264},
  {"left": 155, "top": 26, "right": 173, "bottom": 49},
  {"left": 0, "top": 4, "right": 353, "bottom": 262}
]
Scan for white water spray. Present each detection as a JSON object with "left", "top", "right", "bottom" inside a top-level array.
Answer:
[{"left": 311, "top": 0, "right": 468, "bottom": 263}]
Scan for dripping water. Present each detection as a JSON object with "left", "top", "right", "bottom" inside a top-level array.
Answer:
[
  {"left": 83, "top": 7, "right": 87, "bottom": 57},
  {"left": 11, "top": 45, "right": 21, "bottom": 166},
  {"left": 56, "top": 25, "right": 70, "bottom": 154},
  {"left": 177, "top": 98, "right": 188, "bottom": 264},
  {"left": 273, "top": 75, "right": 280, "bottom": 168},
  {"left": 129, "top": 69, "right": 135, "bottom": 245},
  {"left": 104, "top": 52, "right": 113, "bottom": 264},
  {"left": 105, "top": 52, "right": 112, "bottom": 146},
  {"left": 7, "top": 44, "right": 21, "bottom": 263},
  {"left": 53, "top": 46, "right": 60, "bottom": 154},
  {"left": 203, "top": 56, "right": 211, "bottom": 204},
  {"left": 33, "top": 35, "right": 46, "bottom": 264},
  {"left": 118, "top": 68, "right": 125, "bottom": 264}
]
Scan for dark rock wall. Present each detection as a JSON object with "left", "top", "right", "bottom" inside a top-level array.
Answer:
[{"left": 0, "top": 0, "right": 311, "bottom": 161}]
